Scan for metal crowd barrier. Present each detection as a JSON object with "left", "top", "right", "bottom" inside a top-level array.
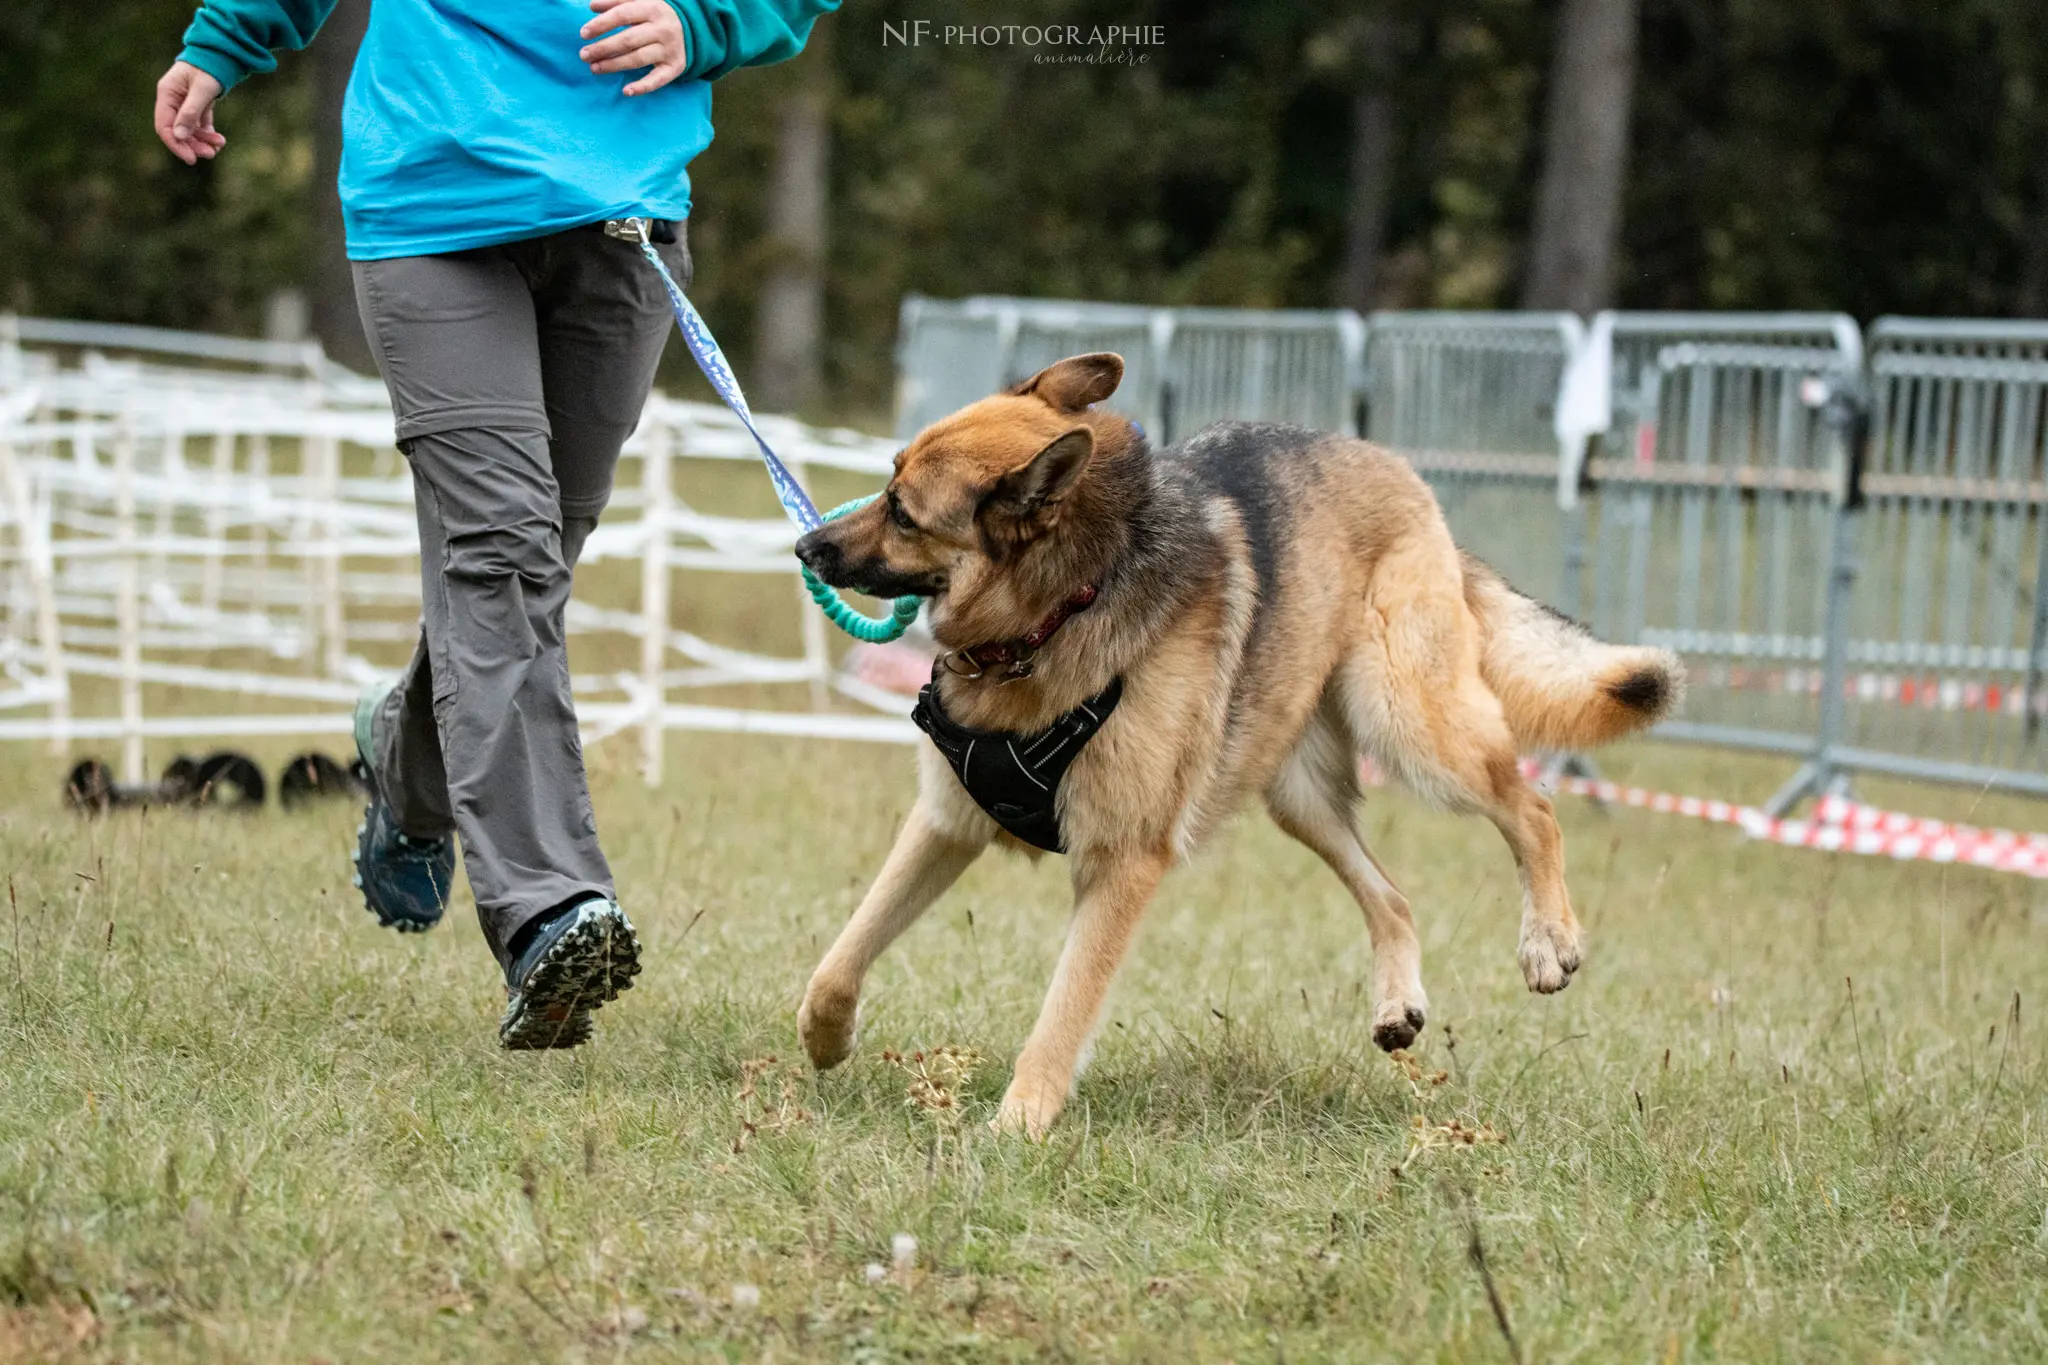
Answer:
[
  {"left": 1864, "top": 317, "right": 2048, "bottom": 362},
  {"left": 894, "top": 296, "right": 1162, "bottom": 438},
  {"left": 1605, "top": 312, "right": 1861, "bottom": 416},
  {"left": 1585, "top": 344, "right": 1859, "bottom": 804},
  {"left": 892, "top": 295, "right": 1364, "bottom": 445},
  {"left": 1820, "top": 321, "right": 2048, "bottom": 798},
  {"left": 10, "top": 304, "right": 2048, "bottom": 811},
  {"left": 1363, "top": 311, "right": 1581, "bottom": 610}
]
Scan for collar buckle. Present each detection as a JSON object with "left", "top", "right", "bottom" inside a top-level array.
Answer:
[
  {"left": 939, "top": 646, "right": 1035, "bottom": 682},
  {"left": 939, "top": 650, "right": 987, "bottom": 680}
]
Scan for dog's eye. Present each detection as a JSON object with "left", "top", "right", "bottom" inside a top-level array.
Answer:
[{"left": 887, "top": 493, "right": 918, "bottom": 533}]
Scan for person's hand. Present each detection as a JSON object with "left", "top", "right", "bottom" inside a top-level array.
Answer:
[
  {"left": 579, "top": 0, "right": 689, "bottom": 96},
  {"left": 154, "top": 60, "right": 227, "bottom": 164}
]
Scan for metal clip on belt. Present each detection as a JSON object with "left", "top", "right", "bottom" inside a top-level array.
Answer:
[{"left": 604, "top": 217, "right": 678, "bottom": 245}]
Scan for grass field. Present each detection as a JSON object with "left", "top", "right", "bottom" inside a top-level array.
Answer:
[{"left": 3, "top": 723, "right": 2047, "bottom": 1362}]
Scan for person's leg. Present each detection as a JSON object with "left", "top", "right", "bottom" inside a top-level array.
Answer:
[
  {"left": 534, "top": 223, "right": 693, "bottom": 539},
  {"left": 352, "top": 247, "right": 614, "bottom": 970},
  {"left": 483, "top": 226, "right": 690, "bottom": 1046},
  {"left": 372, "top": 631, "right": 450, "bottom": 840},
  {"left": 347, "top": 617, "right": 457, "bottom": 935}
]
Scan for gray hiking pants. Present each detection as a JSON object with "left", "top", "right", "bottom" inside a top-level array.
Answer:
[{"left": 351, "top": 224, "right": 691, "bottom": 969}]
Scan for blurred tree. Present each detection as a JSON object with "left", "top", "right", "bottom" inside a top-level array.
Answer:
[
  {"left": 1623, "top": 0, "right": 2036, "bottom": 317},
  {"left": 2003, "top": 5, "right": 2048, "bottom": 317},
  {"left": 1329, "top": 8, "right": 1406, "bottom": 312},
  {"left": 1523, "top": 0, "right": 1639, "bottom": 310},
  {"left": 2021, "top": 142, "right": 2048, "bottom": 316},
  {"left": 753, "top": 28, "right": 833, "bottom": 416},
  {"left": 0, "top": 2, "right": 313, "bottom": 335}
]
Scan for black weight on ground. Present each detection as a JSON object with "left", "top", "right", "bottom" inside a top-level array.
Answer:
[
  {"left": 62, "top": 758, "right": 118, "bottom": 813},
  {"left": 61, "top": 751, "right": 266, "bottom": 812},
  {"left": 189, "top": 752, "right": 266, "bottom": 808},
  {"left": 278, "top": 752, "right": 364, "bottom": 809}
]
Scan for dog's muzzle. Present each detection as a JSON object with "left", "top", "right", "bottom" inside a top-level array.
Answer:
[
  {"left": 795, "top": 528, "right": 942, "bottom": 599},
  {"left": 793, "top": 527, "right": 841, "bottom": 580}
]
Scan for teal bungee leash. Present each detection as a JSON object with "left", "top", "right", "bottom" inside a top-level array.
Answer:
[{"left": 608, "top": 217, "right": 921, "bottom": 643}]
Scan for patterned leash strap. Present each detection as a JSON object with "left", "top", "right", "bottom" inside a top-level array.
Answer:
[{"left": 609, "top": 217, "right": 920, "bottom": 643}]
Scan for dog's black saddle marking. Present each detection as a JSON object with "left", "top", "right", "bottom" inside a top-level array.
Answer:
[{"left": 911, "top": 670, "right": 1123, "bottom": 853}]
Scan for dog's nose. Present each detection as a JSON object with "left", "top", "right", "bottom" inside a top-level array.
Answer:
[{"left": 794, "top": 528, "right": 837, "bottom": 576}]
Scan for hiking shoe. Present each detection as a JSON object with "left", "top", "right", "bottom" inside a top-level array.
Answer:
[
  {"left": 350, "top": 680, "right": 454, "bottom": 933},
  {"left": 499, "top": 898, "right": 642, "bottom": 1050}
]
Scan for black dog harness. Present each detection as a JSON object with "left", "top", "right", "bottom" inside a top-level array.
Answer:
[{"left": 912, "top": 671, "right": 1123, "bottom": 853}]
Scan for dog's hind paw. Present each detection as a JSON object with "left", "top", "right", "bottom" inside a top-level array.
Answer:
[
  {"left": 1517, "top": 917, "right": 1583, "bottom": 994},
  {"left": 1371, "top": 1001, "right": 1427, "bottom": 1052}
]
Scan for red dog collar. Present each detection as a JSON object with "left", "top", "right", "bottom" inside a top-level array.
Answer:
[{"left": 945, "top": 584, "right": 1100, "bottom": 680}]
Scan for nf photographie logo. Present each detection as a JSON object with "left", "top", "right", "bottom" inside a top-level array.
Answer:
[{"left": 882, "top": 20, "right": 1165, "bottom": 65}]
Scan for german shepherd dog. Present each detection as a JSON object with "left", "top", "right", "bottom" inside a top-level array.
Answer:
[{"left": 793, "top": 353, "right": 1680, "bottom": 1137}]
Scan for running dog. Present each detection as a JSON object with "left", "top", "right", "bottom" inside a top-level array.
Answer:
[{"left": 793, "top": 353, "right": 1680, "bottom": 1137}]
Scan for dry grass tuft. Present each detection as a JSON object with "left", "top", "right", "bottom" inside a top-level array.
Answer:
[{"left": 731, "top": 1055, "right": 813, "bottom": 1152}]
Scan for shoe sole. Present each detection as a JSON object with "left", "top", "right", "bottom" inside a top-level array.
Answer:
[{"left": 499, "top": 906, "right": 643, "bottom": 1051}]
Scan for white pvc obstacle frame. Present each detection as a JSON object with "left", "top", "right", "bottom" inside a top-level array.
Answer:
[{"left": 0, "top": 317, "right": 921, "bottom": 793}]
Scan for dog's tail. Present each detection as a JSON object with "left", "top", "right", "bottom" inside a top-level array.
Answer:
[{"left": 1461, "top": 553, "right": 1683, "bottom": 751}]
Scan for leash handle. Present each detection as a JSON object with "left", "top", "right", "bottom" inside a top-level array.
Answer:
[{"left": 616, "top": 217, "right": 921, "bottom": 643}]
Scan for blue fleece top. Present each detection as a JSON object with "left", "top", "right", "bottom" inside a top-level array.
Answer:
[{"left": 179, "top": 0, "right": 836, "bottom": 260}]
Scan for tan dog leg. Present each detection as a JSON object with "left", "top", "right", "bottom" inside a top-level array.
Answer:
[
  {"left": 799, "top": 801, "right": 989, "bottom": 1069},
  {"left": 1265, "top": 725, "right": 1429, "bottom": 1050},
  {"left": 994, "top": 848, "right": 1169, "bottom": 1138},
  {"left": 1390, "top": 699, "right": 1580, "bottom": 992},
  {"left": 1483, "top": 776, "right": 1579, "bottom": 993},
  {"left": 1341, "top": 548, "right": 1582, "bottom": 996},
  {"left": 1371, "top": 679, "right": 1581, "bottom": 993}
]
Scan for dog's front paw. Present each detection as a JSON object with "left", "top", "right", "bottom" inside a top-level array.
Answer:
[
  {"left": 797, "top": 977, "right": 860, "bottom": 1070},
  {"left": 1517, "top": 917, "right": 1583, "bottom": 994},
  {"left": 991, "top": 1080, "right": 1064, "bottom": 1140}
]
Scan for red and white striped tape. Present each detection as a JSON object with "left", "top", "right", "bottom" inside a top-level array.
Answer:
[
  {"left": 1810, "top": 793, "right": 2048, "bottom": 854},
  {"left": 1529, "top": 765, "right": 2048, "bottom": 878},
  {"left": 1350, "top": 755, "right": 2048, "bottom": 878},
  {"left": 1694, "top": 662, "right": 2047, "bottom": 718}
]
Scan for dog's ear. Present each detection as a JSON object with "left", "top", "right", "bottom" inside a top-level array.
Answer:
[
  {"left": 1007, "top": 353, "right": 1124, "bottom": 413},
  {"left": 978, "top": 426, "right": 1094, "bottom": 552}
]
